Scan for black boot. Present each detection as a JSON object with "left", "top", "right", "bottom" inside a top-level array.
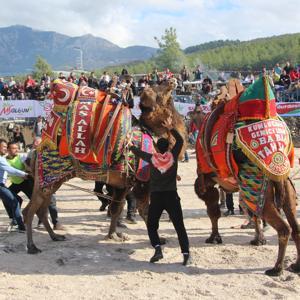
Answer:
[
  {"left": 224, "top": 209, "right": 234, "bottom": 216},
  {"left": 99, "top": 201, "right": 109, "bottom": 211},
  {"left": 150, "top": 246, "right": 163, "bottom": 263},
  {"left": 117, "top": 220, "right": 127, "bottom": 229},
  {"left": 126, "top": 213, "right": 137, "bottom": 224},
  {"left": 16, "top": 217, "right": 26, "bottom": 232},
  {"left": 183, "top": 253, "right": 190, "bottom": 266}
]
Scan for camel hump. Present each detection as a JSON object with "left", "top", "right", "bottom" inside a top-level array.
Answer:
[
  {"left": 227, "top": 79, "right": 244, "bottom": 98},
  {"left": 68, "top": 97, "right": 132, "bottom": 166}
]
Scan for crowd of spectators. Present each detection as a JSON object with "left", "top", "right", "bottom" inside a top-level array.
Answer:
[
  {"left": 0, "top": 62, "right": 299, "bottom": 101},
  {"left": 269, "top": 61, "right": 300, "bottom": 88},
  {"left": 0, "top": 74, "right": 51, "bottom": 100}
]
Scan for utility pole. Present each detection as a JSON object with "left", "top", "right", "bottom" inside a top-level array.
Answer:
[{"left": 73, "top": 47, "right": 83, "bottom": 70}]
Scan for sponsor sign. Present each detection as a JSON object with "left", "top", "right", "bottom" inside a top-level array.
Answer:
[
  {"left": 1, "top": 100, "right": 300, "bottom": 119},
  {"left": 0, "top": 100, "right": 53, "bottom": 119},
  {"left": 276, "top": 102, "right": 300, "bottom": 117},
  {"left": 236, "top": 119, "right": 291, "bottom": 180}
]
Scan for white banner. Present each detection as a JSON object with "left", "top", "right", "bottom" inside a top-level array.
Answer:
[
  {"left": 131, "top": 97, "right": 209, "bottom": 117},
  {"left": 1, "top": 99, "right": 298, "bottom": 120},
  {"left": 0, "top": 98, "right": 210, "bottom": 119},
  {"left": 0, "top": 100, "right": 53, "bottom": 119}
]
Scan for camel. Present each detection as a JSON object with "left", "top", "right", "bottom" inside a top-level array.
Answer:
[
  {"left": 194, "top": 77, "right": 300, "bottom": 276},
  {"left": 139, "top": 77, "right": 187, "bottom": 158},
  {"left": 23, "top": 79, "right": 186, "bottom": 254}
]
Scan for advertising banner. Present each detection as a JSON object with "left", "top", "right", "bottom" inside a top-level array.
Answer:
[
  {"left": 275, "top": 102, "right": 300, "bottom": 117},
  {"left": 0, "top": 100, "right": 53, "bottom": 119},
  {"left": 1, "top": 100, "right": 300, "bottom": 120}
]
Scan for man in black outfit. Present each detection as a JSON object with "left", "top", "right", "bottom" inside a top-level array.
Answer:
[
  {"left": 224, "top": 193, "right": 234, "bottom": 216},
  {"left": 94, "top": 181, "right": 113, "bottom": 212},
  {"left": 130, "top": 117, "right": 190, "bottom": 265}
]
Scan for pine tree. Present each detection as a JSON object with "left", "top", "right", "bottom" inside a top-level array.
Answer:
[
  {"left": 154, "top": 27, "right": 186, "bottom": 72},
  {"left": 32, "top": 56, "right": 53, "bottom": 80}
]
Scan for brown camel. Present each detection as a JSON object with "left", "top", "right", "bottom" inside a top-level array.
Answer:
[
  {"left": 139, "top": 78, "right": 187, "bottom": 159},
  {"left": 194, "top": 78, "right": 300, "bottom": 276},
  {"left": 23, "top": 80, "right": 187, "bottom": 254}
]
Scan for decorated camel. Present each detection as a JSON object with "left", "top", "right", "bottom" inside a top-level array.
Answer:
[
  {"left": 194, "top": 76, "right": 300, "bottom": 276},
  {"left": 22, "top": 78, "right": 186, "bottom": 254}
]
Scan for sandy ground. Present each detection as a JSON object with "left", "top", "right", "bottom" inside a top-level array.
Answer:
[{"left": 0, "top": 150, "right": 300, "bottom": 300}]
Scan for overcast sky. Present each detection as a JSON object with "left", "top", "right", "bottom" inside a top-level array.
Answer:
[{"left": 1, "top": 0, "right": 300, "bottom": 48}]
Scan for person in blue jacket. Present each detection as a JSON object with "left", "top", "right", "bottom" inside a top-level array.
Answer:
[{"left": 0, "top": 138, "right": 28, "bottom": 231}]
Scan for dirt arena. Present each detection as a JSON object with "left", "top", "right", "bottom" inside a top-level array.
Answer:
[{"left": 0, "top": 150, "right": 300, "bottom": 300}]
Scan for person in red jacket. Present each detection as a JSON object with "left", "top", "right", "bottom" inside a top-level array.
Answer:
[
  {"left": 290, "top": 68, "right": 300, "bottom": 82},
  {"left": 24, "top": 75, "right": 36, "bottom": 98},
  {"left": 24, "top": 75, "right": 36, "bottom": 90}
]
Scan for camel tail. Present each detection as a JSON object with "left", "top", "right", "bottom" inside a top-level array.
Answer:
[{"left": 273, "top": 180, "right": 285, "bottom": 209}]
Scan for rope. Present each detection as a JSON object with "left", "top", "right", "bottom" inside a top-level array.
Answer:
[
  {"left": 123, "top": 132, "right": 135, "bottom": 176},
  {"left": 61, "top": 182, "right": 125, "bottom": 203}
]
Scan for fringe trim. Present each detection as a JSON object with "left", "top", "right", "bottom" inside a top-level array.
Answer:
[
  {"left": 37, "top": 138, "right": 58, "bottom": 152},
  {"left": 53, "top": 104, "right": 69, "bottom": 113},
  {"left": 237, "top": 115, "right": 277, "bottom": 121}
]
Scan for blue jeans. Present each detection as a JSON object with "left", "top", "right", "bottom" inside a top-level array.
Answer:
[
  {"left": 184, "top": 151, "right": 189, "bottom": 161},
  {"left": 0, "top": 184, "right": 24, "bottom": 226}
]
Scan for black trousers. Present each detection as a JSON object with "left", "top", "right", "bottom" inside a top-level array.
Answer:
[
  {"left": 225, "top": 193, "right": 234, "bottom": 211},
  {"left": 126, "top": 191, "right": 136, "bottom": 217},
  {"left": 48, "top": 195, "right": 58, "bottom": 225},
  {"left": 37, "top": 195, "right": 58, "bottom": 225},
  {"left": 94, "top": 181, "right": 113, "bottom": 205},
  {"left": 9, "top": 178, "right": 34, "bottom": 206},
  {"left": 147, "top": 191, "right": 189, "bottom": 253},
  {"left": 94, "top": 182, "right": 136, "bottom": 217}
]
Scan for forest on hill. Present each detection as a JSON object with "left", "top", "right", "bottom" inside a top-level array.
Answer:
[
  {"left": 187, "top": 34, "right": 300, "bottom": 71},
  {"left": 99, "top": 32, "right": 300, "bottom": 75}
]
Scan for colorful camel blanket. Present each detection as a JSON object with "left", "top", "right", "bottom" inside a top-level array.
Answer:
[
  {"left": 135, "top": 132, "right": 153, "bottom": 181},
  {"left": 238, "top": 161, "right": 269, "bottom": 216},
  {"left": 37, "top": 149, "right": 75, "bottom": 188},
  {"left": 235, "top": 119, "right": 292, "bottom": 181},
  {"left": 66, "top": 97, "right": 132, "bottom": 167}
]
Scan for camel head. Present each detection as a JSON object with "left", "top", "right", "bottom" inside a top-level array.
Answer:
[
  {"left": 139, "top": 79, "right": 179, "bottom": 135},
  {"left": 139, "top": 79, "right": 187, "bottom": 159},
  {"left": 139, "top": 79, "right": 177, "bottom": 114}
]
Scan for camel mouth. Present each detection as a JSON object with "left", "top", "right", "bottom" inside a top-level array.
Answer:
[{"left": 139, "top": 103, "right": 155, "bottom": 113}]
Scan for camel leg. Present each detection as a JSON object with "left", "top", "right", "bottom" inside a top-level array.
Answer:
[
  {"left": 282, "top": 180, "right": 300, "bottom": 273},
  {"left": 23, "top": 190, "right": 45, "bottom": 254},
  {"left": 204, "top": 187, "right": 222, "bottom": 244},
  {"left": 263, "top": 184, "right": 291, "bottom": 276},
  {"left": 36, "top": 195, "right": 66, "bottom": 242},
  {"left": 105, "top": 187, "right": 127, "bottom": 241},
  {"left": 250, "top": 217, "right": 266, "bottom": 246},
  {"left": 133, "top": 181, "right": 149, "bottom": 222}
]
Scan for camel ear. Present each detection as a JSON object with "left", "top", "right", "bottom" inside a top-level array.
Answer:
[{"left": 156, "top": 90, "right": 172, "bottom": 106}]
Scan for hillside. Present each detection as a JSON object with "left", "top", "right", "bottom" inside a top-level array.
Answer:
[
  {"left": 95, "top": 33, "right": 300, "bottom": 75},
  {"left": 184, "top": 40, "right": 241, "bottom": 54},
  {"left": 0, "top": 25, "right": 157, "bottom": 75},
  {"left": 186, "top": 33, "right": 300, "bottom": 71}
]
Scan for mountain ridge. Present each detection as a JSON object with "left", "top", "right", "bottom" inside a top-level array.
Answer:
[{"left": 0, "top": 25, "right": 157, "bottom": 74}]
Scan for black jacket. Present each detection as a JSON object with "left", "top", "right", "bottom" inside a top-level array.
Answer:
[{"left": 130, "top": 129, "right": 183, "bottom": 192}]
